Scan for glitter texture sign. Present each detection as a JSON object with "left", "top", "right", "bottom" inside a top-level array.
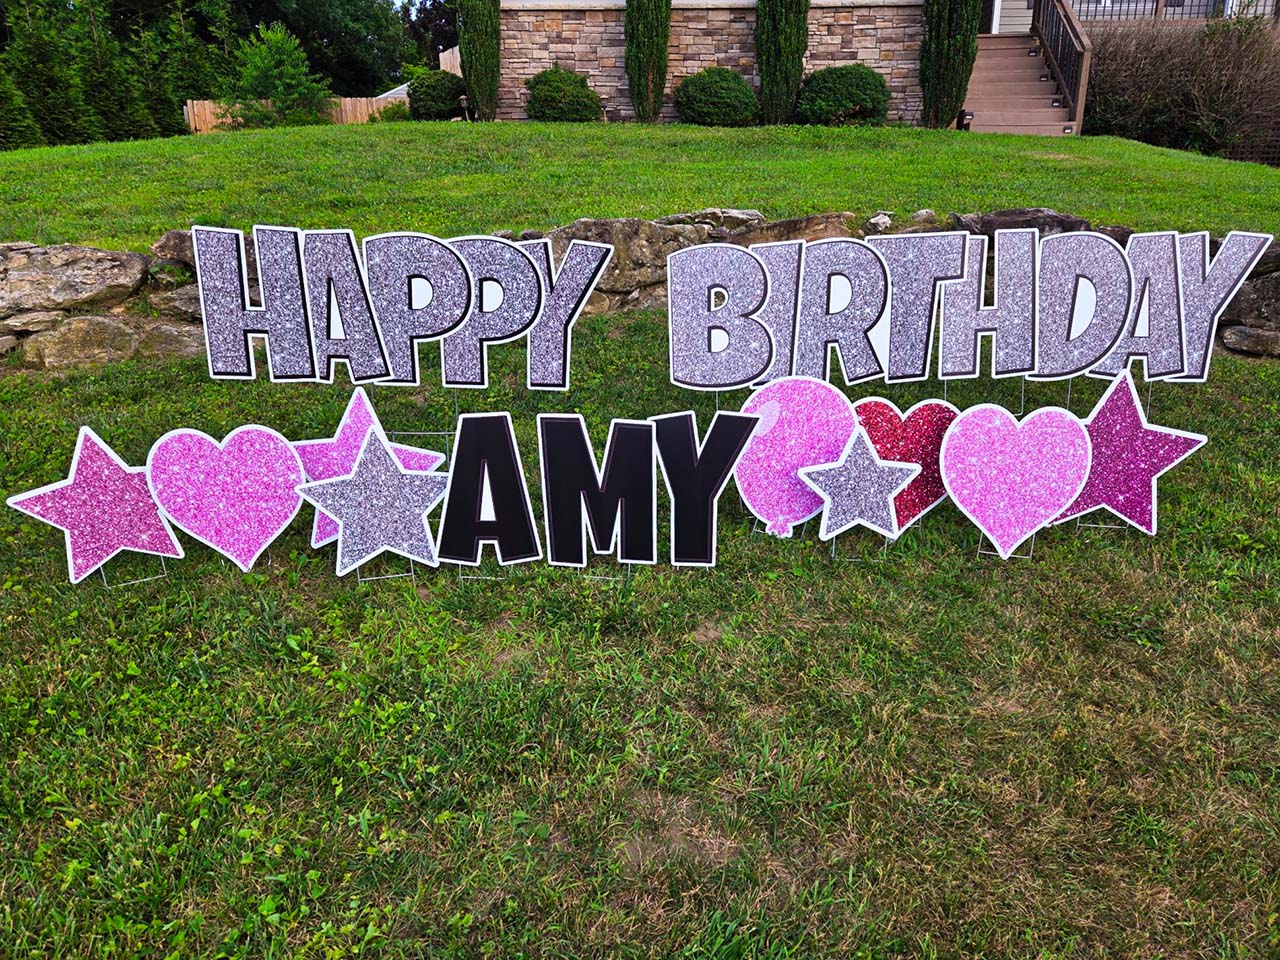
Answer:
[
  {"left": 734, "top": 376, "right": 857, "bottom": 537},
  {"left": 7, "top": 427, "right": 185, "bottom": 583},
  {"left": 147, "top": 425, "right": 306, "bottom": 571},
  {"left": 941, "top": 405, "right": 1093, "bottom": 560},
  {"left": 854, "top": 397, "right": 960, "bottom": 532}
]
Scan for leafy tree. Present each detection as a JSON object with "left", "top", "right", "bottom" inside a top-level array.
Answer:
[
  {"left": 0, "top": 63, "right": 45, "bottom": 150},
  {"left": 224, "top": 21, "right": 332, "bottom": 128},
  {"left": 234, "top": 0, "right": 411, "bottom": 95},
  {"left": 402, "top": 0, "right": 458, "bottom": 69},
  {"left": 755, "top": 0, "right": 809, "bottom": 124},
  {"left": 920, "top": 0, "right": 981, "bottom": 128},
  {"left": 457, "top": 0, "right": 499, "bottom": 120},
  {"left": 624, "top": 0, "right": 670, "bottom": 121}
]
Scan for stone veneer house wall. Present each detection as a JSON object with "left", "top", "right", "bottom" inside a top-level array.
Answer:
[{"left": 498, "top": 0, "right": 924, "bottom": 123}]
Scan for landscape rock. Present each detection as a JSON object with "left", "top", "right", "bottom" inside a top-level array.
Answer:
[
  {"left": 547, "top": 217, "right": 711, "bottom": 297},
  {"left": 949, "top": 208, "right": 1091, "bottom": 238},
  {"left": 136, "top": 321, "right": 206, "bottom": 359},
  {"left": 492, "top": 229, "right": 516, "bottom": 240},
  {"left": 725, "top": 212, "right": 857, "bottom": 247},
  {"left": 519, "top": 229, "right": 546, "bottom": 241},
  {"left": 0, "top": 335, "right": 17, "bottom": 354},
  {"left": 1222, "top": 325, "right": 1280, "bottom": 357},
  {"left": 151, "top": 284, "right": 202, "bottom": 321},
  {"left": 21, "top": 316, "right": 140, "bottom": 369},
  {"left": 911, "top": 209, "right": 938, "bottom": 225},
  {"left": 149, "top": 258, "right": 194, "bottom": 290},
  {"left": 0, "top": 243, "right": 149, "bottom": 319},
  {"left": 863, "top": 211, "right": 894, "bottom": 234},
  {"left": 150, "top": 229, "right": 195, "bottom": 266},
  {"left": 656, "top": 208, "right": 766, "bottom": 231},
  {"left": 1096, "top": 225, "right": 1135, "bottom": 247},
  {"left": 0, "top": 310, "right": 65, "bottom": 334},
  {"left": 1222, "top": 271, "right": 1280, "bottom": 331}
]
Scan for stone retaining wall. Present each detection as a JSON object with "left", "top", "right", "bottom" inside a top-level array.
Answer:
[
  {"left": 3, "top": 210, "right": 1277, "bottom": 368},
  {"left": 498, "top": 0, "right": 924, "bottom": 123}
]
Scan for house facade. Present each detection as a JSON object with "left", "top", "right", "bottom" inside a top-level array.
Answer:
[{"left": 498, "top": 0, "right": 926, "bottom": 122}]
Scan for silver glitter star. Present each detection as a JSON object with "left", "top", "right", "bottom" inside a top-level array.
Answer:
[
  {"left": 297, "top": 428, "right": 449, "bottom": 576},
  {"left": 799, "top": 430, "right": 920, "bottom": 541}
]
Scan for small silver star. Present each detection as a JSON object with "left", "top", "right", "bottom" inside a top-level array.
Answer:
[
  {"left": 297, "top": 428, "right": 449, "bottom": 576},
  {"left": 799, "top": 430, "right": 920, "bottom": 541}
]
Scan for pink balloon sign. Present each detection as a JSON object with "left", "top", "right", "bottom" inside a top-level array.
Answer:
[
  {"left": 940, "top": 404, "right": 1092, "bottom": 559},
  {"left": 734, "top": 376, "right": 857, "bottom": 537}
]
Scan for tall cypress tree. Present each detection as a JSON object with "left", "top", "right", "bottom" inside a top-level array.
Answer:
[
  {"left": 458, "top": 0, "right": 500, "bottom": 120},
  {"left": 4, "top": 15, "right": 103, "bottom": 145},
  {"left": 920, "top": 0, "right": 981, "bottom": 128},
  {"left": 78, "top": 3, "right": 161, "bottom": 143},
  {"left": 625, "top": 0, "right": 670, "bottom": 121},
  {"left": 755, "top": 0, "right": 809, "bottom": 124},
  {"left": 0, "top": 64, "right": 46, "bottom": 150}
]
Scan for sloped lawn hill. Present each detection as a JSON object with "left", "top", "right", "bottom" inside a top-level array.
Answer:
[{"left": 1, "top": 124, "right": 1278, "bottom": 957}]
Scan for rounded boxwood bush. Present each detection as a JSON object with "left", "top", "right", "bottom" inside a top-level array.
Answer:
[
  {"left": 673, "top": 67, "right": 757, "bottom": 127},
  {"left": 407, "top": 68, "right": 467, "bottom": 120},
  {"left": 795, "top": 64, "right": 890, "bottom": 126},
  {"left": 524, "top": 65, "right": 603, "bottom": 122}
]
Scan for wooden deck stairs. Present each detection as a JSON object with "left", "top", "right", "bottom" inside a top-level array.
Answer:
[{"left": 963, "top": 34, "right": 1078, "bottom": 136}]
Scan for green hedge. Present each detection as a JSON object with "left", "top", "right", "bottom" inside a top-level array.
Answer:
[
  {"left": 0, "top": 67, "right": 45, "bottom": 151},
  {"left": 674, "top": 67, "right": 758, "bottom": 127},
  {"left": 408, "top": 67, "right": 468, "bottom": 120},
  {"left": 525, "top": 66, "right": 603, "bottom": 121},
  {"left": 795, "top": 64, "right": 890, "bottom": 126}
]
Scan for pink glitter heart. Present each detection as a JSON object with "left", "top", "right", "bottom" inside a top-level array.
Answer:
[
  {"left": 940, "top": 405, "right": 1091, "bottom": 559},
  {"left": 147, "top": 426, "right": 305, "bottom": 571}
]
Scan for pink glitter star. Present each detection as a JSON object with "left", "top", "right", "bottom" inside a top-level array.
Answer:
[
  {"left": 1056, "top": 374, "right": 1206, "bottom": 535},
  {"left": 294, "top": 388, "right": 445, "bottom": 548},
  {"left": 7, "top": 427, "right": 184, "bottom": 583}
]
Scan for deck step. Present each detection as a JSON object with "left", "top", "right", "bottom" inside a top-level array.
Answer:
[
  {"left": 976, "top": 46, "right": 1043, "bottom": 60},
  {"left": 966, "top": 95, "right": 1067, "bottom": 111},
  {"left": 969, "top": 121, "right": 1077, "bottom": 135},
  {"left": 965, "top": 78, "right": 1057, "bottom": 97},
  {"left": 977, "top": 33, "right": 1039, "bottom": 48},
  {"left": 968, "top": 108, "right": 1071, "bottom": 126}
]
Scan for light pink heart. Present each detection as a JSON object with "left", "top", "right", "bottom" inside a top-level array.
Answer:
[
  {"left": 147, "top": 426, "right": 305, "bottom": 571},
  {"left": 940, "top": 405, "right": 1091, "bottom": 559}
]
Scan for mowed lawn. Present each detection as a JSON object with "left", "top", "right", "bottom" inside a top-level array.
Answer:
[
  {"left": 1, "top": 124, "right": 1279, "bottom": 958},
  {"left": 1, "top": 122, "right": 1279, "bottom": 250}
]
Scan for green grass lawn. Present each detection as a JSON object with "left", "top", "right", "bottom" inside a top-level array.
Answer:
[
  {"left": 1, "top": 124, "right": 1279, "bottom": 958},
  {"left": 1, "top": 122, "right": 1279, "bottom": 252}
]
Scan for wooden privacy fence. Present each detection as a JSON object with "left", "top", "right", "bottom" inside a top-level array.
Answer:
[{"left": 184, "top": 97, "right": 410, "bottom": 134}]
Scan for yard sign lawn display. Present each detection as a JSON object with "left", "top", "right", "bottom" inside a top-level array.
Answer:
[{"left": 8, "top": 224, "right": 1272, "bottom": 579}]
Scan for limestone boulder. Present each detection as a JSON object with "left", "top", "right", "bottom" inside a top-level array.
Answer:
[
  {"left": 1222, "top": 325, "right": 1280, "bottom": 357},
  {"left": 21, "top": 316, "right": 139, "bottom": 369},
  {"left": 151, "top": 284, "right": 202, "bottom": 322},
  {"left": 0, "top": 310, "right": 65, "bottom": 334},
  {"left": 725, "top": 212, "right": 858, "bottom": 247},
  {"left": 547, "top": 217, "right": 711, "bottom": 296},
  {"left": 1221, "top": 270, "right": 1280, "bottom": 331},
  {"left": 949, "top": 208, "right": 1091, "bottom": 238},
  {"left": 0, "top": 243, "right": 149, "bottom": 319}
]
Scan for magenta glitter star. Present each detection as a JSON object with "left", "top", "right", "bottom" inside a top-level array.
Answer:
[
  {"left": 1056, "top": 374, "right": 1206, "bottom": 534},
  {"left": 294, "top": 388, "right": 445, "bottom": 548},
  {"left": 7, "top": 427, "right": 184, "bottom": 583}
]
